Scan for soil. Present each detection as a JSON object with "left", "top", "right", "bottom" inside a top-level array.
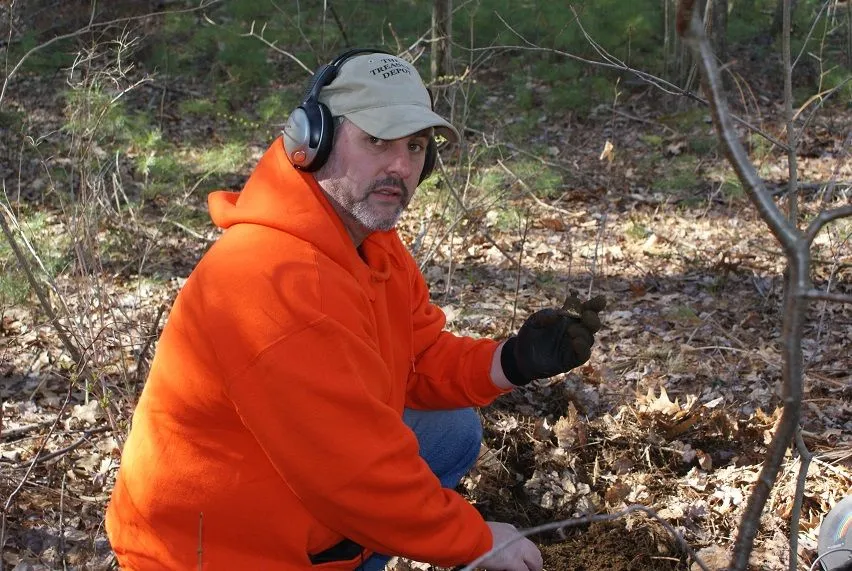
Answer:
[{"left": 540, "top": 522, "right": 682, "bottom": 571}]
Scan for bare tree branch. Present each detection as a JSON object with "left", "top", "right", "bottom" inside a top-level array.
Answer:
[
  {"left": 782, "top": 0, "right": 799, "bottom": 223},
  {"left": 480, "top": 8, "right": 790, "bottom": 152},
  {"left": 16, "top": 427, "right": 110, "bottom": 466},
  {"left": 790, "top": 428, "right": 814, "bottom": 571},
  {"left": 802, "top": 289, "right": 852, "bottom": 303},
  {"left": 792, "top": 0, "right": 833, "bottom": 70},
  {"left": 0, "top": 197, "right": 120, "bottom": 439},
  {"left": 684, "top": 11, "right": 801, "bottom": 253},
  {"left": 239, "top": 20, "right": 314, "bottom": 75},
  {"left": 680, "top": 2, "right": 815, "bottom": 569},
  {"left": 0, "top": 0, "right": 223, "bottom": 110},
  {"left": 436, "top": 155, "right": 519, "bottom": 268},
  {"left": 805, "top": 204, "right": 852, "bottom": 244},
  {"left": 1, "top": 385, "right": 72, "bottom": 556}
]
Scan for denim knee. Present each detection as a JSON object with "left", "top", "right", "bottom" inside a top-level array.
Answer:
[
  {"left": 452, "top": 408, "right": 483, "bottom": 473},
  {"left": 403, "top": 407, "right": 483, "bottom": 488}
]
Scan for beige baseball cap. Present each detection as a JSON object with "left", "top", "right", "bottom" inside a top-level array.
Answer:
[{"left": 318, "top": 53, "right": 460, "bottom": 143}]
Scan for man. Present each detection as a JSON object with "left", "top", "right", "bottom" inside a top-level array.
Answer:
[{"left": 106, "top": 49, "right": 604, "bottom": 571}]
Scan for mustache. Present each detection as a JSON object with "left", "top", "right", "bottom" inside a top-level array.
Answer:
[{"left": 367, "top": 177, "right": 409, "bottom": 197}]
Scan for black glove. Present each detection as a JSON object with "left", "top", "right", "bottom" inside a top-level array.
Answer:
[{"left": 500, "top": 295, "right": 607, "bottom": 386}]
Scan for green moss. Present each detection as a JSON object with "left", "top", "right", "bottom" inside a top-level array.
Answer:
[
  {"left": 626, "top": 222, "right": 651, "bottom": 240},
  {"left": 653, "top": 156, "right": 700, "bottom": 193},
  {"left": 640, "top": 134, "right": 663, "bottom": 148},
  {"left": 721, "top": 179, "right": 745, "bottom": 199},
  {"left": 688, "top": 136, "right": 718, "bottom": 156}
]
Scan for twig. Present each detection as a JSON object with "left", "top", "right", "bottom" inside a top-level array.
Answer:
[
  {"left": 792, "top": 0, "right": 833, "bottom": 70},
  {"left": 495, "top": 160, "right": 573, "bottom": 216},
  {"left": 59, "top": 471, "right": 68, "bottom": 571},
  {"left": 465, "top": 125, "right": 594, "bottom": 186},
  {"left": 483, "top": 9, "right": 789, "bottom": 152},
  {"left": 805, "top": 204, "right": 852, "bottom": 244},
  {"left": 611, "top": 108, "right": 678, "bottom": 134},
  {"left": 136, "top": 304, "right": 167, "bottom": 384},
  {"left": 801, "top": 289, "right": 852, "bottom": 303},
  {"left": 197, "top": 512, "right": 204, "bottom": 571},
  {"left": 819, "top": 131, "right": 852, "bottom": 203},
  {"left": 790, "top": 429, "right": 814, "bottom": 571},
  {"left": 16, "top": 426, "right": 110, "bottom": 466},
  {"left": 459, "top": 504, "right": 711, "bottom": 571},
  {"left": 0, "top": 0, "right": 224, "bottom": 109},
  {"left": 0, "top": 200, "right": 86, "bottom": 376},
  {"left": 240, "top": 21, "right": 313, "bottom": 75},
  {"left": 509, "top": 213, "right": 531, "bottom": 332},
  {"left": 1, "top": 386, "right": 71, "bottom": 556},
  {"left": 782, "top": 0, "right": 799, "bottom": 224},
  {"left": 326, "top": 2, "right": 350, "bottom": 47},
  {"left": 436, "top": 155, "right": 519, "bottom": 268},
  {"left": 165, "top": 218, "right": 212, "bottom": 242},
  {"left": 587, "top": 213, "right": 607, "bottom": 298},
  {"left": 0, "top": 419, "right": 57, "bottom": 440}
]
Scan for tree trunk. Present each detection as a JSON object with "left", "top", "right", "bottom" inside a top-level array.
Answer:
[
  {"left": 847, "top": 0, "right": 852, "bottom": 68},
  {"left": 431, "top": 0, "right": 452, "bottom": 83},
  {"left": 712, "top": 0, "right": 728, "bottom": 61},
  {"left": 771, "top": 0, "right": 798, "bottom": 36}
]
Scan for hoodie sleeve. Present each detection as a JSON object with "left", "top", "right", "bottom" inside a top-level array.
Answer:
[
  {"left": 403, "top": 251, "right": 511, "bottom": 410},
  {"left": 225, "top": 316, "right": 493, "bottom": 567}
]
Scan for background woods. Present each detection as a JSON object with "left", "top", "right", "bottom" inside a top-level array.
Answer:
[{"left": 1, "top": 1, "right": 850, "bottom": 570}]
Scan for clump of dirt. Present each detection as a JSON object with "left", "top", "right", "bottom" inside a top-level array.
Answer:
[{"left": 539, "top": 522, "right": 685, "bottom": 571}]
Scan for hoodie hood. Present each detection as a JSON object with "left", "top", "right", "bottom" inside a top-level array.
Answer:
[{"left": 208, "top": 137, "right": 360, "bottom": 270}]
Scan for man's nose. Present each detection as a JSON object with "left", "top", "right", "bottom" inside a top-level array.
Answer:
[{"left": 386, "top": 143, "right": 414, "bottom": 179}]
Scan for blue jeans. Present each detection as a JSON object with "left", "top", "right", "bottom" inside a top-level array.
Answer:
[{"left": 358, "top": 407, "right": 483, "bottom": 571}]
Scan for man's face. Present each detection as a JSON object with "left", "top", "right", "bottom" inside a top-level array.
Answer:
[{"left": 315, "top": 119, "right": 430, "bottom": 244}]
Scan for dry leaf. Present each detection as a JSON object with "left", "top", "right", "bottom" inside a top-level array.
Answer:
[
  {"left": 599, "top": 140, "right": 614, "bottom": 162},
  {"left": 692, "top": 545, "right": 729, "bottom": 570},
  {"left": 553, "top": 403, "right": 580, "bottom": 448},
  {"left": 605, "top": 481, "right": 632, "bottom": 505},
  {"left": 71, "top": 401, "right": 103, "bottom": 425}
]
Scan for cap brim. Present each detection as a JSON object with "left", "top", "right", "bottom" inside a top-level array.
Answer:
[{"left": 344, "top": 104, "right": 460, "bottom": 144}]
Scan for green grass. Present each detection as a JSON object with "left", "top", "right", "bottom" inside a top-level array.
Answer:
[
  {"left": 688, "top": 136, "right": 718, "bottom": 156},
  {"left": 721, "top": 179, "right": 745, "bottom": 199},
  {"left": 659, "top": 107, "right": 708, "bottom": 132},
  {"left": 626, "top": 221, "right": 651, "bottom": 241},
  {"left": 640, "top": 134, "right": 663, "bottom": 149},
  {"left": 653, "top": 155, "right": 700, "bottom": 193},
  {"left": 489, "top": 204, "right": 526, "bottom": 233},
  {"left": 195, "top": 143, "right": 250, "bottom": 175},
  {"left": 0, "top": 212, "right": 70, "bottom": 306}
]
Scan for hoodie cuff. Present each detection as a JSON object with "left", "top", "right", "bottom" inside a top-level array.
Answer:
[{"left": 499, "top": 337, "right": 532, "bottom": 386}]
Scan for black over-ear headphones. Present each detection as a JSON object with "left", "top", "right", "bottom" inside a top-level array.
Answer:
[{"left": 282, "top": 48, "right": 438, "bottom": 185}]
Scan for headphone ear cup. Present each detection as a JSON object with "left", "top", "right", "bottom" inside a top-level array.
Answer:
[
  {"left": 303, "top": 102, "right": 334, "bottom": 172},
  {"left": 419, "top": 138, "right": 437, "bottom": 185},
  {"left": 283, "top": 101, "right": 335, "bottom": 172}
]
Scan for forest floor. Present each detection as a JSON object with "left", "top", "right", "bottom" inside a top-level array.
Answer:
[{"left": 1, "top": 38, "right": 851, "bottom": 571}]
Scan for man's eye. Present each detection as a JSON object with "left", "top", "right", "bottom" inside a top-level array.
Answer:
[
  {"left": 409, "top": 142, "right": 425, "bottom": 152},
  {"left": 368, "top": 136, "right": 383, "bottom": 145}
]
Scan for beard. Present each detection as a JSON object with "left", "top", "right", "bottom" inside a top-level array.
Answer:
[
  {"left": 348, "top": 177, "right": 411, "bottom": 231},
  {"left": 322, "top": 176, "right": 411, "bottom": 233}
]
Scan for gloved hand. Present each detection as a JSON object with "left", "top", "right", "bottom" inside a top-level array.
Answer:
[{"left": 500, "top": 294, "right": 606, "bottom": 386}]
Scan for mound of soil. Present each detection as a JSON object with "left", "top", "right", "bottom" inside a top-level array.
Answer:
[{"left": 540, "top": 522, "right": 684, "bottom": 571}]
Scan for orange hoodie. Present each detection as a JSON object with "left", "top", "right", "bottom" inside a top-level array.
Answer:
[{"left": 106, "top": 137, "right": 510, "bottom": 570}]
